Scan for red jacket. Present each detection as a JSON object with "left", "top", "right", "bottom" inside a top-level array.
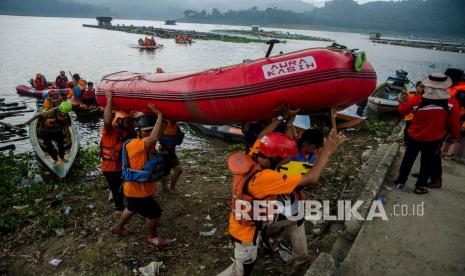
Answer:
[
  {"left": 399, "top": 94, "right": 461, "bottom": 141},
  {"left": 34, "top": 77, "right": 45, "bottom": 90}
]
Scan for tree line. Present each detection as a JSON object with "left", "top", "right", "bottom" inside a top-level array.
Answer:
[{"left": 183, "top": 0, "right": 465, "bottom": 39}]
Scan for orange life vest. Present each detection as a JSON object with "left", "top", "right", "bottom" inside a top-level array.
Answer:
[
  {"left": 228, "top": 152, "right": 279, "bottom": 226},
  {"left": 449, "top": 83, "right": 465, "bottom": 97}
]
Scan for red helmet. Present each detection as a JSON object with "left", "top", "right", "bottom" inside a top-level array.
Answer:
[
  {"left": 259, "top": 132, "right": 297, "bottom": 158},
  {"left": 67, "top": 81, "right": 75, "bottom": 88}
]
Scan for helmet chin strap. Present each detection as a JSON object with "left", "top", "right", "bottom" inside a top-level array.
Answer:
[{"left": 269, "top": 156, "right": 284, "bottom": 170}]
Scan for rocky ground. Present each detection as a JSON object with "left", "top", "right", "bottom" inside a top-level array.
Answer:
[{"left": 0, "top": 120, "right": 396, "bottom": 275}]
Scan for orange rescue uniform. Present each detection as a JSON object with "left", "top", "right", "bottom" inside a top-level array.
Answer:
[
  {"left": 123, "top": 138, "right": 158, "bottom": 197},
  {"left": 228, "top": 169, "right": 301, "bottom": 243},
  {"left": 100, "top": 127, "right": 123, "bottom": 172}
]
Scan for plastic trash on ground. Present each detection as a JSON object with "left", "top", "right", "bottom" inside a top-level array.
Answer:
[
  {"left": 199, "top": 228, "right": 217, "bottom": 237},
  {"left": 49, "top": 259, "right": 63, "bottom": 267},
  {"left": 138, "top": 261, "right": 164, "bottom": 276}
]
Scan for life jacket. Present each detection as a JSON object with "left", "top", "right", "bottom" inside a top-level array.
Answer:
[
  {"left": 34, "top": 78, "right": 45, "bottom": 90},
  {"left": 228, "top": 152, "right": 283, "bottom": 226},
  {"left": 121, "top": 139, "right": 165, "bottom": 183},
  {"left": 72, "top": 86, "right": 83, "bottom": 99},
  {"left": 99, "top": 130, "right": 129, "bottom": 162},
  {"left": 56, "top": 76, "right": 68, "bottom": 88},
  {"left": 81, "top": 88, "right": 95, "bottom": 101},
  {"left": 449, "top": 83, "right": 465, "bottom": 97},
  {"left": 159, "top": 126, "right": 184, "bottom": 147}
]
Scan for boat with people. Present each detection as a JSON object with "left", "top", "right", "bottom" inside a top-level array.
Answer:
[
  {"left": 175, "top": 35, "right": 193, "bottom": 44},
  {"left": 367, "top": 70, "right": 411, "bottom": 114},
  {"left": 29, "top": 102, "right": 79, "bottom": 178},
  {"left": 16, "top": 85, "right": 63, "bottom": 98},
  {"left": 138, "top": 37, "right": 161, "bottom": 50},
  {"left": 96, "top": 45, "right": 377, "bottom": 124}
]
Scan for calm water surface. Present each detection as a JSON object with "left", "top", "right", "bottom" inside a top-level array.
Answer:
[{"left": 1, "top": 15, "right": 464, "bottom": 151}]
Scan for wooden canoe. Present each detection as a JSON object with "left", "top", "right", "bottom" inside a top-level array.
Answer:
[{"left": 29, "top": 106, "right": 79, "bottom": 178}]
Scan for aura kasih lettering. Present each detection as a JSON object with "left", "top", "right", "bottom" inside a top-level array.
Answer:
[{"left": 262, "top": 56, "right": 317, "bottom": 79}]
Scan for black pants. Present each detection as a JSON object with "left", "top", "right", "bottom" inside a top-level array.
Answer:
[
  {"left": 396, "top": 136, "right": 443, "bottom": 187},
  {"left": 103, "top": 171, "right": 125, "bottom": 211},
  {"left": 43, "top": 131, "right": 65, "bottom": 161},
  {"left": 403, "top": 120, "right": 411, "bottom": 143}
]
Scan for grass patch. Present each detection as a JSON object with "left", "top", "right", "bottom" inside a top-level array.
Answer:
[{"left": 361, "top": 118, "right": 388, "bottom": 133}]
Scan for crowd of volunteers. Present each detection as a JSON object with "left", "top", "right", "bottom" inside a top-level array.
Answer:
[
  {"left": 96, "top": 83, "right": 345, "bottom": 274},
  {"left": 18, "top": 66, "right": 464, "bottom": 275}
]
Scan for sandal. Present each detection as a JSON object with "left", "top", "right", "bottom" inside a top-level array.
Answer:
[
  {"left": 413, "top": 186, "right": 428, "bottom": 195},
  {"left": 111, "top": 227, "right": 134, "bottom": 236}
]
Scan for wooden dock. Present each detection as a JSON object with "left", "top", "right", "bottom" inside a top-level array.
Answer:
[
  {"left": 370, "top": 37, "right": 465, "bottom": 53},
  {"left": 82, "top": 24, "right": 265, "bottom": 43}
]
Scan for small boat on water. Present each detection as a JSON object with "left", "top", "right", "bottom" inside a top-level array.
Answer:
[
  {"left": 189, "top": 123, "right": 245, "bottom": 142},
  {"left": 97, "top": 46, "right": 377, "bottom": 124},
  {"left": 16, "top": 85, "right": 63, "bottom": 98},
  {"left": 367, "top": 70, "right": 410, "bottom": 114},
  {"left": 29, "top": 104, "right": 79, "bottom": 178},
  {"left": 175, "top": 35, "right": 193, "bottom": 44},
  {"left": 165, "top": 20, "right": 176, "bottom": 25},
  {"left": 138, "top": 45, "right": 161, "bottom": 50}
]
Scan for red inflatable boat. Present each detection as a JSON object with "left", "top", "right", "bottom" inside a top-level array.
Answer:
[
  {"left": 16, "top": 85, "right": 63, "bottom": 98},
  {"left": 96, "top": 47, "right": 377, "bottom": 124}
]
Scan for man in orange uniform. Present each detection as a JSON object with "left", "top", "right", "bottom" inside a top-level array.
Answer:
[
  {"left": 101, "top": 91, "right": 135, "bottom": 214},
  {"left": 219, "top": 127, "right": 345, "bottom": 275},
  {"left": 159, "top": 120, "right": 184, "bottom": 194},
  {"left": 112, "top": 103, "right": 170, "bottom": 247}
]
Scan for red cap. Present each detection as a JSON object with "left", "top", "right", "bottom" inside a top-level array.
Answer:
[
  {"left": 259, "top": 132, "right": 297, "bottom": 158},
  {"left": 67, "top": 81, "right": 75, "bottom": 88}
]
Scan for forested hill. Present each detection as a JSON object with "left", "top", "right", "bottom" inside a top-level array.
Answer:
[
  {"left": 183, "top": 0, "right": 465, "bottom": 39},
  {"left": 0, "top": 0, "right": 112, "bottom": 18}
]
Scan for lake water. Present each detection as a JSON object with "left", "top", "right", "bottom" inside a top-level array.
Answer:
[{"left": 1, "top": 15, "right": 464, "bottom": 151}]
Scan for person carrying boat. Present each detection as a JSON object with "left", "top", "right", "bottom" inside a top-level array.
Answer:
[
  {"left": 219, "top": 125, "right": 345, "bottom": 276},
  {"left": 159, "top": 120, "right": 184, "bottom": 194},
  {"left": 55, "top": 71, "right": 69, "bottom": 89},
  {"left": 112, "top": 104, "right": 170, "bottom": 247},
  {"left": 395, "top": 73, "right": 461, "bottom": 194},
  {"left": 20, "top": 101, "right": 73, "bottom": 164},
  {"left": 81, "top": 82, "right": 96, "bottom": 106},
  {"left": 101, "top": 91, "right": 135, "bottom": 215}
]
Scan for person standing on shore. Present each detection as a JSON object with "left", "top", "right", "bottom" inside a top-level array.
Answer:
[{"left": 395, "top": 73, "right": 461, "bottom": 193}]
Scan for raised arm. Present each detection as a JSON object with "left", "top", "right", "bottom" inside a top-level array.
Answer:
[
  {"left": 144, "top": 103, "right": 164, "bottom": 147},
  {"left": 298, "top": 112, "right": 345, "bottom": 186},
  {"left": 103, "top": 90, "right": 113, "bottom": 131}
]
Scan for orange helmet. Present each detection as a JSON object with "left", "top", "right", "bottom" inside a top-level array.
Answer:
[{"left": 259, "top": 132, "right": 297, "bottom": 158}]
